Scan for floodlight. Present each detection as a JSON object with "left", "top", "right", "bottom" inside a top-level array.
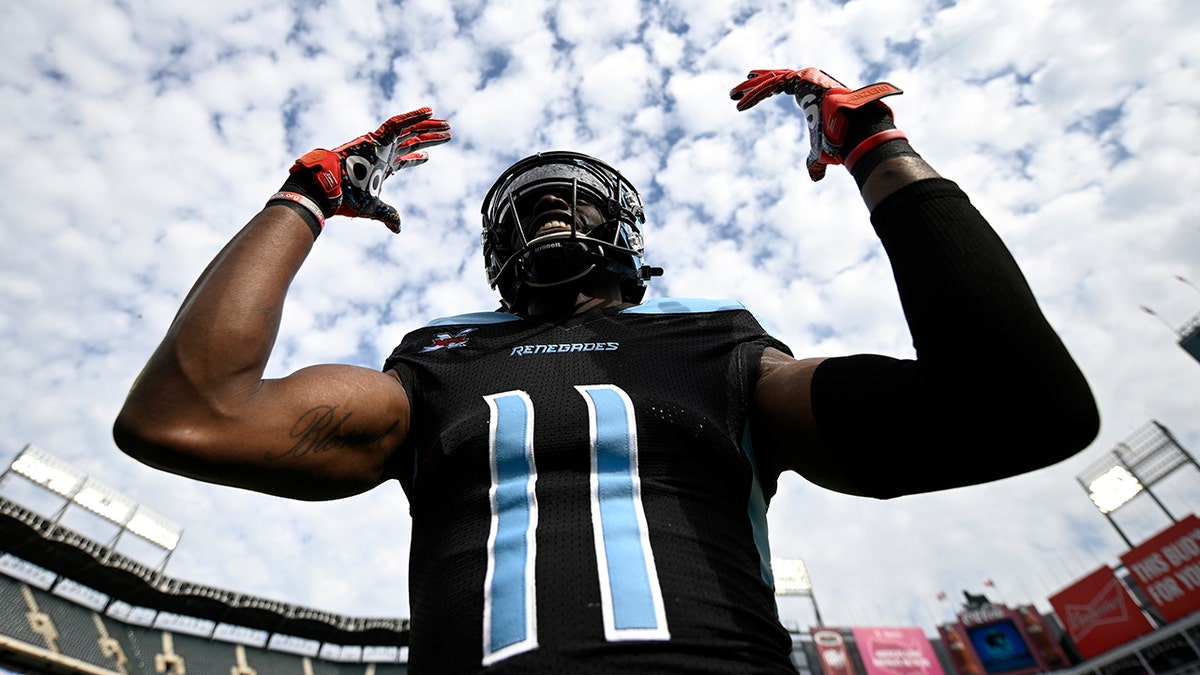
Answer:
[
  {"left": 5, "top": 444, "right": 184, "bottom": 559},
  {"left": 73, "top": 477, "right": 137, "bottom": 524},
  {"left": 771, "top": 557, "right": 826, "bottom": 626},
  {"left": 1087, "top": 465, "right": 1144, "bottom": 514},
  {"left": 1076, "top": 421, "right": 1198, "bottom": 549},
  {"left": 10, "top": 445, "right": 85, "bottom": 497},
  {"left": 126, "top": 505, "right": 182, "bottom": 551},
  {"left": 772, "top": 557, "right": 813, "bottom": 596}
]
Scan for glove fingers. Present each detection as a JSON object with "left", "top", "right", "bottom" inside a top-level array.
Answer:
[
  {"left": 371, "top": 202, "right": 403, "bottom": 233},
  {"left": 391, "top": 119, "right": 451, "bottom": 154},
  {"left": 399, "top": 131, "right": 452, "bottom": 155},
  {"left": 354, "top": 200, "right": 402, "bottom": 233},
  {"left": 728, "top": 69, "right": 772, "bottom": 96},
  {"left": 731, "top": 80, "right": 778, "bottom": 111},
  {"left": 740, "top": 86, "right": 782, "bottom": 111},
  {"left": 807, "top": 156, "right": 828, "bottom": 182},
  {"left": 392, "top": 151, "right": 430, "bottom": 171},
  {"left": 371, "top": 107, "right": 435, "bottom": 144},
  {"left": 413, "top": 117, "right": 450, "bottom": 132},
  {"left": 731, "top": 69, "right": 799, "bottom": 111},
  {"left": 729, "top": 70, "right": 778, "bottom": 102}
]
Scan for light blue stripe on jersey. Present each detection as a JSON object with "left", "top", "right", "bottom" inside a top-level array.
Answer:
[
  {"left": 577, "top": 385, "right": 668, "bottom": 641},
  {"left": 484, "top": 392, "right": 539, "bottom": 661},
  {"left": 621, "top": 298, "right": 748, "bottom": 315},
  {"left": 589, "top": 387, "right": 657, "bottom": 630},
  {"left": 740, "top": 424, "right": 775, "bottom": 594},
  {"left": 426, "top": 311, "right": 523, "bottom": 327},
  {"left": 426, "top": 298, "right": 750, "bottom": 325},
  {"left": 622, "top": 298, "right": 785, "bottom": 340}
]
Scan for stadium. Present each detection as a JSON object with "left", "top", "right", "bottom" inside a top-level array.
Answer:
[{"left": 5, "top": 420, "right": 1200, "bottom": 675}]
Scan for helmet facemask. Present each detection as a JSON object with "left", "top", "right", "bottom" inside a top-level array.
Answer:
[{"left": 481, "top": 152, "right": 660, "bottom": 312}]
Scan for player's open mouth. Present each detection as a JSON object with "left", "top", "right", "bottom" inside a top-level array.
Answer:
[{"left": 532, "top": 220, "right": 574, "bottom": 239}]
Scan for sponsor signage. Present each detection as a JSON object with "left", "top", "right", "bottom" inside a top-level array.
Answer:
[
  {"left": 1049, "top": 565, "right": 1154, "bottom": 659},
  {"left": 963, "top": 617, "right": 1037, "bottom": 674},
  {"left": 946, "top": 604, "right": 1071, "bottom": 674},
  {"left": 851, "top": 626, "right": 944, "bottom": 675},
  {"left": 960, "top": 605, "right": 1007, "bottom": 627},
  {"left": 813, "top": 628, "right": 859, "bottom": 675},
  {"left": 1120, "top": 513, "right": 1200, "bottom": 623}
]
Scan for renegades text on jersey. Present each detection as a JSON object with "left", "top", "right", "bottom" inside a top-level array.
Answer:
[{"left": 383, "top": 298, "right": 798, "bottom": 673}]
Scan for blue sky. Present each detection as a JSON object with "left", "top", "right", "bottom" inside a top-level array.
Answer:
[{"left": 2, "top": 0, "right": 1199, "bottom": 639}]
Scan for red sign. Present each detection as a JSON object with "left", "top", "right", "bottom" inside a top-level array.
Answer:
[
  {"left": 813, "top": 628, "right": 859, "bottom": 675},
  {"left": 1049, "top": 565, "right": 1153, "bottom": 659},
  {"left": 1120, "top": 513, "right": 1200, "bottom": 622},
  {"left": 938, "top": 625, "right": 985, "bottom": 675}
]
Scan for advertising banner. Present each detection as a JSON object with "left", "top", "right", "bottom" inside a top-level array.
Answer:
[
  {"left": 851, "top": 626, "right": 945, "bottom": 675},
  {"left": 813, "top": 628, "right": 859, "bottom": 675},
  {"left": 1049, "top": 565, "right": 1154, "bottom": 659},
  {"left": 1120, "top": 513, "right": 1200, "bottom": 622},
  {"left": 963, "top": 617, "right": 1037, "bottom": 674}
]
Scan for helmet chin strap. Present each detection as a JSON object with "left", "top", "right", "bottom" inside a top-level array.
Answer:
[{"left": 521, "top": 239, "right": 600, "bottom": 288}]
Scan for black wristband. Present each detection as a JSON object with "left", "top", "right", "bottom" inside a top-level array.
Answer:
[
  {"left": 839, "top": 104, "right": 921, "bottom": 186},
  {"left": 849, "top": 138, "right": 922, "bottom": 188},
  {"left": 266, "top": 193, "right": 323, "bottom": 239},
  {"left": 842, "top": 104, "right": 897, "bottom": 150}
]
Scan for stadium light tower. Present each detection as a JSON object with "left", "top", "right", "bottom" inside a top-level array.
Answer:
[
  {"left": 1, "top": 444, "right": 183, "bottom": 568},
  {"left": 1141, "top": 275, "right": 1200, "bottom": 365},
  {"left": 1076, "top": 421, "right": 1198, "bottom": 548},
  {"left": 772, "top": 557, "right": 825, "bottom": 626}
]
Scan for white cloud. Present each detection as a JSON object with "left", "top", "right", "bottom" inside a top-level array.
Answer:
[{"left": 1, "top": 0, "right": 1198, "bottom": 646}]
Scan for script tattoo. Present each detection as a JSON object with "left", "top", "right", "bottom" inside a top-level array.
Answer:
[{"left": 267, "top": 405, "right": 354, "bottom": 460}]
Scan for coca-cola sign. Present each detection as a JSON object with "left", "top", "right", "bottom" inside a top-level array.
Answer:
[{"left": 960, "top": 605, "right": 1006, "bottom": 627}]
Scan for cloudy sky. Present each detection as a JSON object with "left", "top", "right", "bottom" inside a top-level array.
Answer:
[{"left": 2, "top": 0, "right": 1199, "bottom": 641}]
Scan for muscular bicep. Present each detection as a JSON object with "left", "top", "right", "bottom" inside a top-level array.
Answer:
[
  {"left": 751, "top": 348, "right": 868, "bottom": 496},
  {"left": 115, "top": 363, "right": 411, "bottom": 500}
]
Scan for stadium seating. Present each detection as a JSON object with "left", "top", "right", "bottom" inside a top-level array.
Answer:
[{"left": 0, "top": 562, "right": 412, "bottom": 674}]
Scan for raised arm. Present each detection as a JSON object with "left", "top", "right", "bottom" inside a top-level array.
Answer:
[
  {"left": 732, "top": 69, "right": 1099, "bottom": 497},
  {"left": 113, "top": 109, "right": 451, "bottom": 500}
]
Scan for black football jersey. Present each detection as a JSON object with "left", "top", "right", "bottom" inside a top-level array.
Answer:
[{"left": 383, "top": 298, "right": 796, "bottom": 673}]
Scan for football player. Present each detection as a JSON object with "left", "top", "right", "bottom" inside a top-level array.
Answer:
[{"left": 115, "top": 68, "right": 1099, "bottom": 672}]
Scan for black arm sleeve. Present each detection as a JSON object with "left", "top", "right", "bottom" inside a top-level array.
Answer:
[{"left": 810, "top": 178, "right": 1099, "bottom": 498}]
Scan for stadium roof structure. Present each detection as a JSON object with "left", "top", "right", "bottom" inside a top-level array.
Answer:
[
  {"left": 0, "top": 443, "right": 412, "bottom": 650},
  {"left": 0, "top": 496, "right": 409, "bottom": 646}
]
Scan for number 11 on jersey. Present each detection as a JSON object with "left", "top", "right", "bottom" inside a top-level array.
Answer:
[{"left": 482, "top": 386, "right": 669, "bottom": 665}]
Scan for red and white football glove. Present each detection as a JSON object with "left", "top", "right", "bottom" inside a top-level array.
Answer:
[
  {"left": 274, "top": 108, "right": 452, "bottom": 234},
  {"left": 730, "top": 68, "right": 904, "bottom": 181}
]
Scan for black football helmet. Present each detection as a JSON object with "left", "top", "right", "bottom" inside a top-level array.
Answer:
[{"left": 480, "top": 151, "right": 662, "bottom": 311}]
